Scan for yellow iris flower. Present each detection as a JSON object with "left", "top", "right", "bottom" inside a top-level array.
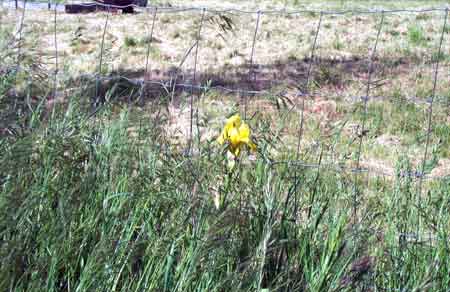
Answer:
[{"left": 217, "top": 114, "right": 257, "bottom": 157}]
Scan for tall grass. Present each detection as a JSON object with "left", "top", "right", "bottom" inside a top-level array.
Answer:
[{"left": 1, "top": 73, "right": 450, "bottom": 291}]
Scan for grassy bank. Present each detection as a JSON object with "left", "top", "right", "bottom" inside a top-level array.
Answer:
[
  {"left": 2, "top": 1, "right": 450, "bottom": 291},
  {"left": 1, "top": 69, "right": 450, "bottom": 291}
]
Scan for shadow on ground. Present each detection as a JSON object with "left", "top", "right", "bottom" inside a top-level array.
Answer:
[{"left": 85, "top": 54, "right": 415, "bottom": 104}]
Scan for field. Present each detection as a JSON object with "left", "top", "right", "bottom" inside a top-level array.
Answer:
[{"left": 1, "top": 0, "right": 450, "bottom": 291}]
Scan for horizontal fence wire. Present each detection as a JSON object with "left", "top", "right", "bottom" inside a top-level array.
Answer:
[
  {"left": 2, "top": 62, "right": 449, "bottom": 107},
  {"left": 270, "top": 159, "right": 450, "bottom": 181},
  {"left": 2, "top": 0, "right": 450, "bottom": 15}
]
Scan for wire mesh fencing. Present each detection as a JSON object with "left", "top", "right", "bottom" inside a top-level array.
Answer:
[{"left": 1, "top": 1, "right": 450, "bottom": 243}]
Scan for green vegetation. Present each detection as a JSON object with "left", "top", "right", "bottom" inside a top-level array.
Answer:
[
  {"left": 124, "top": 36, "right": 138, "bottom": 48},
  {"left": 1, "top": 69, "right": 450, "bottom": 291},
  {"left": 2, "top": 1, "right": 450, "bottom": 291},
  {"left": 407, "top": 24, "right": 427, "bottom": 46}
]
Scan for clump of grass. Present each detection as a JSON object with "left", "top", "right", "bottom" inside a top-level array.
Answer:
[
  {"left": 0, "top": 90, "right": 353, "bottom": 290},
  {"left": 431, "top": 51, "right": 450, "bottom": 63},
  {"left": 307, "top": 10, "right": 318, "bottom": 18},
  {"left": 138, "top": 35, "right": 162, "bottom": 45},
  {"left": 171, "top": 31, "right": 181, "bottom": 39},
  {"left": 408, "top": 24, "right": 427, "bottom": 45},
  {"left": 313, "top": 64, "right": 344, "bottom": 87},
  {"left": 388, "top": 29, "right": 400, "bottom": 37},
  {"left": 415, "top": 13, "right": 431, "bottom": 21},
  {"left": 124, "top": 35, "right": 138, "bottom": 47},
  {"left": 444, "top": 25, "right": 450, "bottom": 34},
  {"left": 333, "top": 32, "right": 343, "bottom": 50}
]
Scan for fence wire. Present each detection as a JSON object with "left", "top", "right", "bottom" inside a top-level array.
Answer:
[
  {"left": 3, "top": 64, "right": 450, "bottom": 107},
  {"left": 4, "top": 0, "right": 450, "bottom": 14}
]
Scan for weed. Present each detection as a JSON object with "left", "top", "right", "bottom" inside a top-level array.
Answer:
[
  {"left": 408, "top": 24, "right": 427, "bottom": 45},
  {"left": 333, "top": 32, "right": 343, "bottom": 50},
  {"left": 124, "top": 36, "right": 138, "bottom": 47},
  {"left": 415, "top": 13, "right": 431, "bottom": 21},
  {"left": 431, "top": 51, "right": 450, "bottom": 63},
  {"left": 314, "top": 64, "right": 343, "bottom": 87},
  {"left": 444, "top": 25, "right": 450, "bottom": 34}
]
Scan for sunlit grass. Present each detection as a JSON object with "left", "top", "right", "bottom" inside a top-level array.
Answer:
[
  {"left": 1, "top": 68, "right": 450, "bottom": 290},
  {"left": 2, "top": 1, "right": 450, "bottom": 290}
]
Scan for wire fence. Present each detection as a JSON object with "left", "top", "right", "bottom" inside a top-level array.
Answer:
[
  {"left": 1, "top": 2, "right": 450, "bottom": 244},
  {"left": 2, "top": 1, "right": 450, "bottom": 168},
  {"left": 2, "top": 1, "right": 449, "bottom": 151}
]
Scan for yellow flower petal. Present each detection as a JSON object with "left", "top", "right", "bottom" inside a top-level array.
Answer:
[
  {"left": 226, "top": 114, "right": 241, "bottom": 129},
  {"left": 217, "top": 113, "right": 256, "bottom": 158},
  {"left": 238, "top": 123, "right": 256, "bottom": 151},
  {"left": 229, "top": 127, "right": 240, "bottom": 147},
  {"left": 238, "top": 123, "right": 250, "bottom": 140}
]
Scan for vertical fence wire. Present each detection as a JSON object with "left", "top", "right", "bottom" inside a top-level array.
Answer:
[
  {"left": 289, "top": 12, "right": 322, "bottom": 220},
  {"left": 295, "top": 12, "right": 323, "bottom": 161},
  {"left": 13, "top": 0, "right": 26, "bottom": 110},
  {"left": 194, "top": 9, "right": 206, "bottom": 153},
  {"left": 15, "top": 0, "right": 26, "bottom": 74},
  {"left": 144, "top": 8, "right": 158, "bottom": 82},
  {"left": 170, "top": 36, "right": 198, "bottom": 104},
  {"left": 0, "top": 0, "right": 3, "bottom": 27},
  {"left": 95, "top": 7, "right": 110, "bottom": 107},
  {"left": 189, "top": 8, "right": 206, "bottom": 155},
  {"left": 244, "top": 10, "right": 261, "bottom": 120},
  {"left": 353, "top": 11, "right": 385, "bottom": 228},
  {"left": 53, "top": 2, "right": 58, "bottom": 99},
  {"left": 352, "top": 11, "right": 385, "bottom": 230},
  {"left": 140, "top": 7, "right": 157, "bottom": 107},
  {"left": 417, "top": 8, "right": 448, "bottom": 238}
]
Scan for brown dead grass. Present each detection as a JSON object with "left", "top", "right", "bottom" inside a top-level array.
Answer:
[
  {"left": 3, "top": 6, "right": 448, "bottom": 93},
  {"left": 430, "top": 159, "right": 450, "bottom": 178}
]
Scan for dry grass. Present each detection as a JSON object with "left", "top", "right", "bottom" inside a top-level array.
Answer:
[{"left": 1, "top": 1, "right": 450, "bottom": 179}]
